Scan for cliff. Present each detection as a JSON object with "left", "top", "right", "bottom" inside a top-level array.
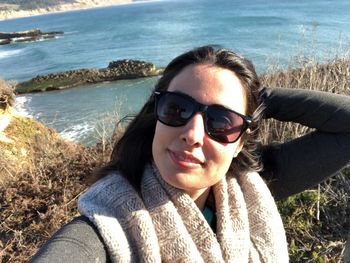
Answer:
[
  {"left": 0, "top": 79, "right": 103, "bottom": 262},
  {"left": 0, "top": 79, "right": 86, "bottom": 184},
  {"left": 0, "top": 0, "right": 137, "bottom": 20}
]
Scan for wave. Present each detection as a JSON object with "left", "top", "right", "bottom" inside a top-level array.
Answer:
[
  {"left": 60, "top": 122, "right": 94, "bottom": 143},
  {"left": 0, "top": 49, "right": 24, "bottom": 59},
  {"left": 14, "top": 96, "right": 33, "bottom": 117}
]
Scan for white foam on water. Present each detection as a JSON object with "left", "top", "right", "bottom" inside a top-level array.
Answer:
[
  {"left": 60, "top": 122, "right": 94, "bottom": 143},
  {"left": 0, "top": 49, "right": 24, "bottom": 59},
  {"left": 14, "top": 96, "right": 33, "bottom": 117}
]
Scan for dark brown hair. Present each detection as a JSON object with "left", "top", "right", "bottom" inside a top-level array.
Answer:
[{"left": 99, "top": 45, "right": 262, "bottom": 190}]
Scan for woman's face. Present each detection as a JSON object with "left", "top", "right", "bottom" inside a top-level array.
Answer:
[{"left": 152, "top": 64, "right": 247, "bottom": 200}]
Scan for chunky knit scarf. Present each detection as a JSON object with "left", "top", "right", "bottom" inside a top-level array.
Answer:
[{"left": 78, "top": 163, "right": 289, "bottom": 262}]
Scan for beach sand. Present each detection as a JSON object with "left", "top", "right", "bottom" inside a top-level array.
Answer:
[{"left": 0, "top": 0, "right": 138, "bottom": 21}]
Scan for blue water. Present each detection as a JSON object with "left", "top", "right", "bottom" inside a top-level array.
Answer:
[{"left": 1, "top": 0, "right": 350, "bottom": 144}]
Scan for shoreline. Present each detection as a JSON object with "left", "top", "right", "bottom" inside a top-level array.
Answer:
[{"left": 0, "top": 0, "right": 155, "bottom": 21}]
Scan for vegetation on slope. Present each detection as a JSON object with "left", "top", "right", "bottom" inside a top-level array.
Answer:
[
  {"left": 259, "top": 57, "right": 350, "bottom": 262},
  {"left": 0, "top": 79, "right": 15, "bottom": 110},
  {"left": 0, "top": 80, "right": 104, "bottom": 261},
  {"left": 0, "top": 0, "right": 75, "bottom": 11}
]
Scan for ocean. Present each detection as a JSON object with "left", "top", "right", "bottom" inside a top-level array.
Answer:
[{"left": 1, "top": 0, "right": 350, "bottom": 144}]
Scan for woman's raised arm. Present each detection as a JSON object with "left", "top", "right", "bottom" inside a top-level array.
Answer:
[{"left": 259, "top": 87, "right": 350, "bottom": 200}]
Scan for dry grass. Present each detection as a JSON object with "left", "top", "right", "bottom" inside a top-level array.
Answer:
[
  {"left": 260, "top": 56, "right": 350, "bottom": 145},
  {"left": 0, "top": 119, "right": 105, "bottom": 262},
  {"left": 260, "top": 55, "right": 350, "bottom": 262},
  {"left": 0, "top": 80, "right": 15, "bottom": 110},
  {"left": 0, "top": 52, "right": 349, "bottom": 262},
  {"left": 0, "top": 80, "right": 120, "bottom": 261}
]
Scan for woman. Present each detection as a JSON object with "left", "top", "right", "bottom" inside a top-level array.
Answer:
[{"left": 31, "top": 46, "right": 350, "bottom": 262}]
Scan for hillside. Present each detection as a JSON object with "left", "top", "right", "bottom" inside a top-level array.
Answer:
[
  {"left": 0, "top": 0, "right": 76, "bottom": 10},
  {"left": 0, "top": 79, "right": 102, "bottom": 261},
  {"left": 0, "top": 0, "right": 137, "bottom": 20},
  {"left": 0, "top": 79, "right": 89, "bottom": 185}
]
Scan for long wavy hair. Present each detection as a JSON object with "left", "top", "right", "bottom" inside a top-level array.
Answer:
[{"left": 98, "top": 45, "right": 263, "bottom": 190}]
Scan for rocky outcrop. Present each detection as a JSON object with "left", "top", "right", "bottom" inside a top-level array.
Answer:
[
  {"left": 108, "top": 59, "right": 155, "bottom": 74},
  {"left": 16, "top": 59, "right": 163, "bottom": 94},
  {"left": 0, "top": 29, "right": 64, "bottom": 45}
]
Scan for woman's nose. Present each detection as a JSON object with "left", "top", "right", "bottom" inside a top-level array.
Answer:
[{"left": 180, "top": 113, "right": 205, "bottom": 146}]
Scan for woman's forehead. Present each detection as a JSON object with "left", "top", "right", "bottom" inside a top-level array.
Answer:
[{"left": 167, "top": 64, "right": 247, "bottom": 114}]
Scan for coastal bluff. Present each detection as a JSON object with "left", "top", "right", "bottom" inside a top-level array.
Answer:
[
  {"left": 0, "top": 0, "right": 136, "bottom": 20},
  {"left": 0, "top": 80, "right": 81, "bottom": 184},
  {"left": 16, "top": 59, "right": 164, "bottom": 94}
]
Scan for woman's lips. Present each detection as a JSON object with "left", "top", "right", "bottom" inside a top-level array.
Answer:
[{"left": 169, "top": 150, "right": 204, "bottom": 168}]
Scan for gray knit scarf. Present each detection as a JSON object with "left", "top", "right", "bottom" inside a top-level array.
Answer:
[{"left": 78, "top": 163, "right": 289, "bottom": 262}]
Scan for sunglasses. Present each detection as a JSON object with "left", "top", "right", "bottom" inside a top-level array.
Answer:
[{"left": 154, "top": 91, "right": 252, "bottom": 143}]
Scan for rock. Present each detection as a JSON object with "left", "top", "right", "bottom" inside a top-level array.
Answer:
[
  {"left": 106, "top": 59, "right": 156, "bottom": 79},
  {"left": 0, "top": 39, "right": 11, "bottom": 45},
  {"left": 0, "top": 29, "right": 42, "bottom": 39},
  {"left": 0, "top": 28, "right": 64, "bottom": 45},
  {"left": 16, "top": 60, "right": 163, "bottom": 94},
  {"left": 14, "top": 36, "right": 40, "bottom": 42}
]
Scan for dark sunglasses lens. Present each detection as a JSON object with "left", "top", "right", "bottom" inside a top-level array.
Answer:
[
  {"left": 157, "top": 93, "right": 194, "bottom": 126},
  {"left": 206, "top": 107, "right": 244, "bottom": 143}
]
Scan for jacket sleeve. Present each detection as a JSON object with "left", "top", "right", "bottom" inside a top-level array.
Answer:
[
  {"left": 259, "top": 87, "right": 350, "bottom": 200},
  {"left": 29, "top": 216, "right": 110, "bottom": 263}
]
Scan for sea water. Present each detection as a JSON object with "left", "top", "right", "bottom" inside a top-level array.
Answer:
[{"left": 1, "top": 0, "right": 350, "bottom": 144}]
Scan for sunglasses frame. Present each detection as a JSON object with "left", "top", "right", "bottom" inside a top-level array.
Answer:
[{"left": 154, "top": 91, "right": 252, "bottom": 143}]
